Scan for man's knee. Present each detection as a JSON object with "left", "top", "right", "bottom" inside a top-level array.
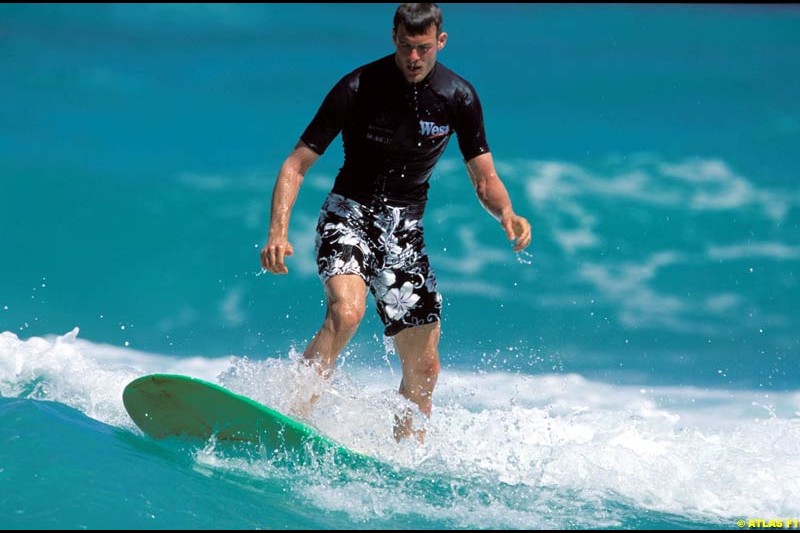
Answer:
[
  {"left": 404, "top": 352, "right": 440, "bottom": 383},
  {"left": 417, "top": 358, "right": 441, "bottom": 381},
  {"left": 328, "top": 300, "right": 365, "bottom": 332}
]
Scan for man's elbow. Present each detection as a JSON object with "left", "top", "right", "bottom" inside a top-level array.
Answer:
[{"left": 473, "top": 172, "right": 499, "bottom": 195}]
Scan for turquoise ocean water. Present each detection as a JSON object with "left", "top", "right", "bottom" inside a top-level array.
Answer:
[{"left": 2, "top": 4, "right": 799, "bottom": 529}]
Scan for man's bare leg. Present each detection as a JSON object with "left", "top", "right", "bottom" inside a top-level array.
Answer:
[
  {"left": 393, "top": 321, "right": 442, "bottom": 442},
  {"left": 293, "top": 274, "right": 367, "bottom": 416}
]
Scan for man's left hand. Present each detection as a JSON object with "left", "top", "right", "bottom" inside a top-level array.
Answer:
[{"left": 501, "top": 214, "right": 532, "bottom": 252}]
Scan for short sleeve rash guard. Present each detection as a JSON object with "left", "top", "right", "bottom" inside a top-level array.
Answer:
[{"left": 300, "top": 54, "right": 490, "bottom": 207}]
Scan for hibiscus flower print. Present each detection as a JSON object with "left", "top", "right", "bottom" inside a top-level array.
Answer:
[
  {"left": 377, "top": 231, "right": 403, "bottom": 259},
  {"left": 382, "top": 281, "right": 420, "bottom": 320},
  {"left": 372, "top": 269, "right": 396, "bottom": 298}
]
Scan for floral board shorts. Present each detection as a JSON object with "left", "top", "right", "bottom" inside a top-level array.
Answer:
[{"left": 315, "top": 192, "right": 442, "bottom": 336}]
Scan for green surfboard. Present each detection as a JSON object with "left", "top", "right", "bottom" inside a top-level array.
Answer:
[{"left": 122, "top": 373, "right": 376, "bottom": 466}]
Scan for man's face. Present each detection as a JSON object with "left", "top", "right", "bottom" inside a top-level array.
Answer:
[{"left": 393, "top": 23, "right": 447, "bottom": 83}]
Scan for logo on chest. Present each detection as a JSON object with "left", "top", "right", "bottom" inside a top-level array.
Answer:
[
  {"left": 366, "top": 113, "right": 394, "bottom": 145},
  {"left": 419, "top": 120, "right": 450, "bottom": 138}
]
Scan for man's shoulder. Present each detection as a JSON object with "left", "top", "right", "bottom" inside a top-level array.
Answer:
[
  {"left": 430, "top": 62, "right": 479, "bottom": 101},
  {"left": 335, "top": 54, "right": 394, "bottom": 92}
]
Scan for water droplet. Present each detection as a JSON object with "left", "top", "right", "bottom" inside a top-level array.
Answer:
[{"left": 515, "top": 250, "right": 533, "bottom": 265}]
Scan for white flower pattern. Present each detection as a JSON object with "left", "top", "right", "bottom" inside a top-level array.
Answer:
[
  {"left": 315, "top": 193, "right": 441, "bottom": 336},
  {"left": 372, "top": 270, "right": 396, "bottom": 299},
  {"left": 382, "top": 281, "right": 421, "bottom": 320}
]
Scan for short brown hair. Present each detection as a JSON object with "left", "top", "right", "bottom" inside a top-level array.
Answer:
[{"left": 393, "top": 3, "right": 443, "bottom": 36}]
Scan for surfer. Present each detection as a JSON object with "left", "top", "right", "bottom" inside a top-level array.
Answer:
[{"left": 260, "top": 3, "right": 531, "bottom": 441}]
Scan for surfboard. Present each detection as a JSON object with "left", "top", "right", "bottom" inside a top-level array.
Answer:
[{"left": 122, "top": 373, "right": 375, "bottom": 466}]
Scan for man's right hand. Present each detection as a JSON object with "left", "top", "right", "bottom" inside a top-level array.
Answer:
[{"left": 260, "top": 239, "right": 294, "bottom": 274}]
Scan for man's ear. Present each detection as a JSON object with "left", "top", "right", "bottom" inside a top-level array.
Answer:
[{"left": 438, "top": 31, "right": 448, "bottom": 50}]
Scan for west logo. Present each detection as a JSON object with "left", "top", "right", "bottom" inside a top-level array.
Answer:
[{"left": 419, "top": 121, "right": 450, "bottom": 138}]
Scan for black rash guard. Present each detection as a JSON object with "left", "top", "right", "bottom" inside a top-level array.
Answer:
[{"left": 300, "top": 54, "right": 490, "bottom": 208}]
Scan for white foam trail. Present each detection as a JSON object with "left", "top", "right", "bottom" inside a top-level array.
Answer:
[
  {"left": 216, "top": 354, "right": 800, "bottom": 521},
  {"left": 2, "top": 330, "right": 798, "bottom": 522},
  {"left": 0, "top": 328, "right": 228, "bottom": 428}
]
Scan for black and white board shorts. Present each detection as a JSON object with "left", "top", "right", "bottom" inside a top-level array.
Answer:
[{"left": 315, "top": 192, "right": 442, "bottom": 336}]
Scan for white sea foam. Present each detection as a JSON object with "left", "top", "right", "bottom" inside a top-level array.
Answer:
[
  {"left": 707, "top": 242, "right": 800, "bottom": 261},
  {"left": 219, "top": 286, "right": 246, "bottom": 327},
  {"left": 0, "top": 328, "right": 228, "bottom": 428},
  {"left": 2, "top": 329, "right": 797, "bottom": 523},
  {"left": 504, "top": 155, "right": 799, "bottom": 338},
  {"left": 579, "top": 252, "right": 694, "bottom": 331}
]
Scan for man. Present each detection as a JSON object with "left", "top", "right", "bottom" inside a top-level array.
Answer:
[{"left": 260, "top": 3, "right": 531, "bottom": 441}]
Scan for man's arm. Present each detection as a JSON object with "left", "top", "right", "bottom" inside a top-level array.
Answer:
[
  {"left": 260, "top": 141, "right": 320, "bottom": 274},
  {"left": 466, "top": 152, "right": 532, "bottom": 252}
]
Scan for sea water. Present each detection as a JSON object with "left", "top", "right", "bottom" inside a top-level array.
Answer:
[{"left": 2, "top": 4, "right": 799, "bottom": 529}]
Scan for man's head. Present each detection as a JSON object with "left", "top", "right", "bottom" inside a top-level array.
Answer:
[{"left": 392, "top": 3, "right": 447, "bottom": 83}]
